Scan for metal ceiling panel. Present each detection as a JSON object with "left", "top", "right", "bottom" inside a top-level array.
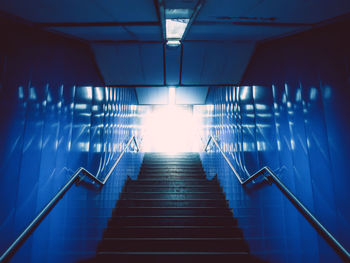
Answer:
[
  {"left": 49, "top": 25, "right": 162, "bottom": 41},
  {"left": 125, "top": 25, "right": 162, "bottom": 41},
  {"left": 164, "top": 0, "right": 198, "bottom": 10},
  {"left": 136, "top": 87, "right": 169, "bottom": 104},
  {"left": 49, "top": 26, "right": 132, "bottom": 41},
  {"left": 181, "top": 42, "right": 255, "bottom": 85},
  {"left": 196, "top": 0, "right": 350, "bottom": 24},
  {"left": 186, "top": 24, "right": 305, "bottom": 41},
  {"left": 176, "top": 86, "right": 208, "bottom": 104},
  {"left": 91, "top": 43, "right": 164, "bottom": 85},
  {"left": 0, "top": 0, "right": 158, "bottom": 23}
]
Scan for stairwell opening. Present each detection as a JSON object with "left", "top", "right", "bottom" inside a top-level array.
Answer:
[{"left": 141, "top": 88, "right": 202, "bottom": 153}]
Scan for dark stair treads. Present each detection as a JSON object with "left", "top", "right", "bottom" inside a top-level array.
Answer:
[
  {"left": 112, "top": 207, "right": 233, "bottom": 216},
  {"left": 137, "top": 172, "right": 205, "bottom": 176},
  {"left": 124, "top": 185, "right": 221, "bottom": 192},
  {"left": 141, "top": 162, "right": 201, "bottom": 166},
  {"left": 125, "top": 179, "right": 217, "bottom": 186},
  {"left": 141, "top": 162, "right": 202, "bottom": 165},
  {"left": 102, "top": 226, "right": 243, "bottom": 238},
  {"left": 120, "top": 192, "right": 225, "bottom": 199},
  {"left": 95, "top": 252, "right": 260, "bottom": 263},
  {"left": 140, "top": 166, "right": 203, "bottom": 170},
  {"left": 107, "top": 215, "right": 237, "bottom": 226},
  {"left": 97, "top": 238, "right": 249, "bottom": 252},
  {"left": 89, "top": 152, "right": 265, "bottom": 263},
  {"left": 128, "top": 178, "right": 211, "bottom": 182},
  {"left": 116, "top": 199, "right": 228, "bottom": 207},
  {"left": 138, "top": 174, "right": 205, "bottom": 179},
  {"left": 139, "top": 172, "right": 205, "bottom": 177},
  {"left": 140, "top": 167, "right": 204, "bottom": 170}
]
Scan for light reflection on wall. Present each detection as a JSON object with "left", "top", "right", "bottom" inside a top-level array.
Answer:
[
  {"left": 0, "top": 85, "right": 145, "bottom": 263},
  {"left": 194, "top": 84, "right": 344, "bottom": 262}
]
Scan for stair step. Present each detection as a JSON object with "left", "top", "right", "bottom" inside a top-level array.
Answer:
[
  {"left": 120, "top": 192, "right": 224, "bottom": 200},
  {"left": 103, "top": 226, "right": 242, "bottom": 238},
  {"left": 144, "top": 156, "right": 199, "bottom": 158},
  {"left": 143, "top": 160, "right": 200, "bottom": 163},
  {"left": 140, "top": 169, "right": 204, "bottom": 173},
  {"left": 116, "top": 199, "right": 228, "bottom": 207},
  {"left": 138, "top": 178, "right": 206, "bottom": 182},
  {"left": 142, "top": 161, "right": 200, "bottom": 164},
  {"left": 126, "top": 180, "right": 216, "bottom": 186},
  {"left": 141, "top": 166, "right": 202, "bottom": 169},
  {"left": 138, "top": 175, "right": 204, "bottom": 179},
  {"left": 139, "top": 172, "right": 205, "bottom": 177},
  {"left": 89, "top": 153, "right": 261, "bottom": 263},
  {"left": 141, "top": 165, "right": 203, "bottom": 168},
  {"left": 124, "top": 186, "right": 220, "bottom": 192},
  {"left": 141, "top": 164, "right": 201, "bottom": 168},
  {"left": 93, "top": 252, "right": 265, "bottom": 263},
  {"left": 107, "top": 216, "right": 237, "bottom": 226},
  {"left": 113, "top": 207, "right": 232, "bottom": 216},
  {"left": 98, "top": 238, "right": 249, "bottom": 252},
  {"left": 141, "top": 166, "right": 202, "bottom": 170}
]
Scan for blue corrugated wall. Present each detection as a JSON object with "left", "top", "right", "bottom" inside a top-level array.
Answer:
[
  {"left": 196, "top": 17, "right": 350, "bottom": 263},
  {"left": 0, "top": 18, "right": 144, "bottom": 262}
]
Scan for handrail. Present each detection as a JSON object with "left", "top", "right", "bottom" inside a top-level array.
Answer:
[
  {"left": 204, "top": 135, "right": 350, "bottom": 262},
  {"left": 0, "top": 135, "right": 140, "bottom": 263}
]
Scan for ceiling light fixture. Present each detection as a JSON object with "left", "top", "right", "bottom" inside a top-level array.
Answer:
[
  {"left": 165, "top": 9, "right": 191, "bottom": 46},
  {"left": 166, "top": 39, "right": 181, "bottom": 46},
  {"left": 166, "top": 18, "right": 189, "bottom": 39}
]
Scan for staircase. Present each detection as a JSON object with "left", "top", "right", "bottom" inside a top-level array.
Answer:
[{"left": 90, "top": 153, "right": 265, "bottom": 262}]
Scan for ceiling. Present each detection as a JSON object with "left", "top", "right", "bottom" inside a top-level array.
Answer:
[
  {"left": 0, "top": 0, "right": 349, "bottom": 104},
  {"left": 1, "top": 0, "right": 348, "bottom": 41}
]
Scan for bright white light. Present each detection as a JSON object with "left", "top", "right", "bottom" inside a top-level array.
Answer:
[
  {"left": 94, "top": 87, "right": 104, "bottom": 101},
  {"left": 245, "top": 104, "right": 254, "bottom": 110},
  {"left": 168, "top": 87, "right": 176, "bottom": 105},
  {"left": 79, "top": 86, "right": 92, "bottom": 100},
  {"left": 166, "top": 19, "right": 189, "bottom": 40},
  {"left": 141, "top": 105, "right": 201, "bottom": 153},
  {"left": 240, "top": 86, "right": 249, "bottom": 100},
  {"left": 167, "top": 40, "right": 181, "bottom": 46},
  {"left": 75, "top": 103, "right": 88, "bottom": 110},
  {"left": 255, "top": 104, "right": 268, "bottom": 110}
]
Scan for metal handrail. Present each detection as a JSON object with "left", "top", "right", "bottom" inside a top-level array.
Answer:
[
  {"left": 204, "top": 135, "right": 350, "bottom": 262},
  {"left": 0, "top": 135, "right": 140, "bottom": 263}
]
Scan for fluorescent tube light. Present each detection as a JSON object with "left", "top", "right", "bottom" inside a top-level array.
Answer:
[
  {"left": 166, "top": 18, "right": 189, "bottom": 40},
  {"left": 166, "top": 40, "right": 181, "bottom": 46}
]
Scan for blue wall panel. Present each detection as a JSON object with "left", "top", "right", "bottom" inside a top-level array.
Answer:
[
  {"left": 196, "top": 18, "right": 350, "bottom": 262},
  {"left": 242, "top": 16, "right": 350, "bottom": 260},
  {"left": 1, "top": 85, "right": 144, "bottom": 263},
  {"left": 0, "top": 18, "right": 144, "bottom": 262},
  {"left": 196, "top": 85, "right": 347, "bottom": 262}
]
